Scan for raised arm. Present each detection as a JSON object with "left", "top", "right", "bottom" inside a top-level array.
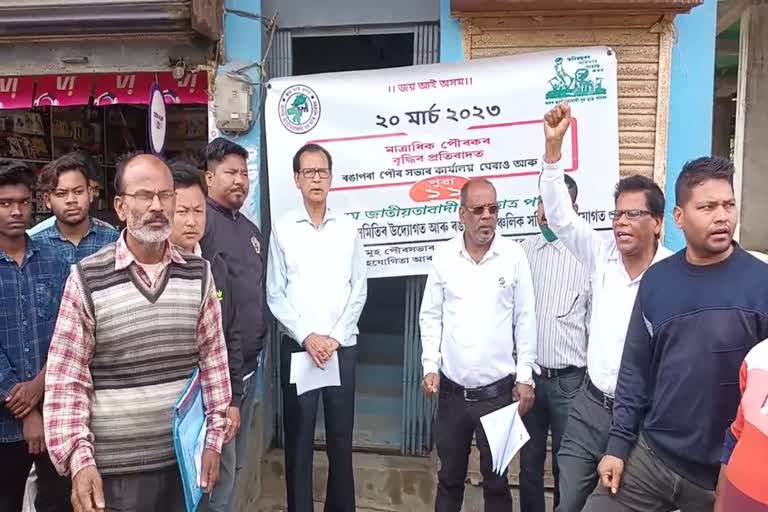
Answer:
[{"left": 540, "top": 102, "right": 605, "bottom": 272}]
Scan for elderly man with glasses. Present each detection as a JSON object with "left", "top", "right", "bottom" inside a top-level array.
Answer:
[{"left": 267, "top": 143, "right": 367, "bottom": 512}]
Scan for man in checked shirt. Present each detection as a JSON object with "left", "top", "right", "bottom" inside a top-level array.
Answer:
[{"left": 43, "top": 153, "right": 232, "bottom": 512}]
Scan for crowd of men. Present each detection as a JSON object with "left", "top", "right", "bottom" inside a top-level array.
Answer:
[{"left": 1, "top": 100, "right": 766, "bottom": 512}]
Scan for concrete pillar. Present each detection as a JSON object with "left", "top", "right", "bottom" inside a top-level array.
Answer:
[
  {"left": 440, "top": 0, "right": 463, "bottom": 63},
  {"left": 712, "top": 97, "right": 735, "bottom": 158},
  {"left": 664, "top": 0, "right": 718, "bottom": 250},
  {"left": 735, "top": 4, "right": 768, "bottom": 251},
  {"left": 218, "top": 0, "right": 264, "bottom": 228},
  {"left": 214, "top": 1, "right": 269, "bottom": 509}
]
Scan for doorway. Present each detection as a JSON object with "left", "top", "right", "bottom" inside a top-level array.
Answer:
[{"left": 292, "top": 32, "right": 414, "bottom": 452}]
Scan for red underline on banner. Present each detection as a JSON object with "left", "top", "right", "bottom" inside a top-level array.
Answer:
[
  {"left": 466, "top": 117, "right": 580, "bottom": 172},
  {"left": 332, "top": 180, "right": 419, "bottom": 192},
  {"left": 325, "top": 118, "right": 579, "bottom": 192},
  {"left": 308, "top": 132, "right": 408, "bottom": 144}
]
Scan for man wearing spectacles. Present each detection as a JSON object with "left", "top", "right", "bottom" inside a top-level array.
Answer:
[
  {"left": 267, "top": 143, "right": 367, "bottom": 512},
  {"left": 43, "top": 153, "right": 232, "bottom": 511},
  {"left": 420, "top": 178, "right": 538, "bottom": 512},
  {"left": 540, "top": 102, "right": 673, "bottom": 512},
  {"left": 518, "top": 174, "right": 591, "bottom": 512},
  {"left": 586, "top": 156, "right": 768, "bottom": 511},
  {"left": 200, "top": 138, "right": 266, "bottom": 512}
]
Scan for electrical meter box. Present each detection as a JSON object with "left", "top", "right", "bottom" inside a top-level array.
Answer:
[{"left": 214, "top": 74, "right": 253, "bottom": 132}]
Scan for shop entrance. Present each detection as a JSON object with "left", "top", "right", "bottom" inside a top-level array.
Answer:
[{"left": 0, "top": 72, "right": 210, "bottom": 230}]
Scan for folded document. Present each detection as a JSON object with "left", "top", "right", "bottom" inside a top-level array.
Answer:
[
  {"left": 173, "top": 369, "right": 206, "bottom": 512},
  {"left": 290, "top": 351, "right": 341, "bottom": 396},
  {"left": 480, "top": 402, "right": 530, "bottom": 476}
]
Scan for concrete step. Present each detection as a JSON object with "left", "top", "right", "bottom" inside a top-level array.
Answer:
[{"left": 256, "top": 449, "right": 555, "bottom": 512}]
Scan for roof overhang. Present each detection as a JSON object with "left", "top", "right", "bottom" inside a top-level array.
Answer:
[
  {"left": 0, "top": 1, "right": 222, "bottom": 41},
  {"left": 451, "top": 0, "right": 704, "bottom": 16}
]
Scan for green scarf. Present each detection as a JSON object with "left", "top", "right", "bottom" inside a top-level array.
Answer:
[{"left": 541, "top": 224, "right": 558, "bottom": 242}]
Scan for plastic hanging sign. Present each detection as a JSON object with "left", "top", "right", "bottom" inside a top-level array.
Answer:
[{"left": 148, "top": 80, "right": 167, "bottom": 155}]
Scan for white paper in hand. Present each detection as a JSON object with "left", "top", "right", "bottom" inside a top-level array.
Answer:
[
  {"left": 290, "top": 352, "right": 341, "bottom": 396},
  {"left": 480, "top": 402, "right": 530, "bottom": 475}
]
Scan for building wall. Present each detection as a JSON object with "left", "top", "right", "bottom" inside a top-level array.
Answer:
[
  {"left": 664, "top": 0, "right": 717, "bottom": 249},
  {"left": 262, "top": 0, "right": 439, "bottom": 29},
  {"left": 458, "top": 13, "right": 674, "bottom": 181}
]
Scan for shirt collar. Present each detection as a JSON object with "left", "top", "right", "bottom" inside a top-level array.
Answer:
[
  {"left": 296, "top": 205, "right": 336, "bottom": 226},
  {"left": 0, "top": 236, "right": 38, "bottom": 264},
  {"left": 207, "top": 196, "right": 240, "bottom": 219},
  {"left": 114, "top": 229, "right": 186, "bottom": 271},
  {"left": 458, "top": 233, "right": 501, "bottom": 263},
  {"left": 535, "top": 234, "right": 564, "bottom": 252},
  {"left": 48, "top": 217, "right": 97, "bottom": 241}
]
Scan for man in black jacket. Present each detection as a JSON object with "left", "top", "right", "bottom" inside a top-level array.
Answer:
[
  {"left": 168, "top": 160, "right": 244, "bottom": 507},
  {"left": 200, "top": 138, "right": 266, "bottom": 512}
]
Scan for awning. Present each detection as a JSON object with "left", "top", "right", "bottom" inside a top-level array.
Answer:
[
  {"left": 0, "top": 1, "right": 222, "bottom": 40},
  {"left": 451, "top": 0, "right": 704, "bottom": 14},
  {"left": 0, "top": 71, "right": 208, "bottom": 109}
]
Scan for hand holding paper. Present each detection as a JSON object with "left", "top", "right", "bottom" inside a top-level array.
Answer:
[
  {"left": 290, "top": 351, "right": 341, "bottom": 396},
  {"left": 480, "top": 402, "right": 530, "bottom": 476}
]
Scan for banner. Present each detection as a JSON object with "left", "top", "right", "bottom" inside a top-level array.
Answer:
[
  {"left": 0, "top": 76, "right": 35, "bottom": 109},
  {"left": 265, "top": 47, "right": 620, "bottom": 278},
  {"left": 33, "top": 74, "right": 92, "bottom": 107}
]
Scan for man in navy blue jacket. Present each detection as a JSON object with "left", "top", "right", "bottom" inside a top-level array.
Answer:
[{"left": 585, "top": 157, "right": 768, "bottom": 511}]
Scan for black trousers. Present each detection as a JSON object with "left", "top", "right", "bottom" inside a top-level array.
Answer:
[
  {"left": 101, "top": 466, "right": 186, "bottom": 512},
  {"left": 434, "top": 379, "right": 514, "bottom": 512},
  {"left": 280, "top": 338, "right": 356, "bottom": 512},
  {"left": 0, "top": 441, "right": 72, "bottom": 512}
]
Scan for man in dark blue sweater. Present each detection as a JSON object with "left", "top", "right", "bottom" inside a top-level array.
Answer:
[{"left": 584, "top": 157, "right": 768, "bottom": 512}]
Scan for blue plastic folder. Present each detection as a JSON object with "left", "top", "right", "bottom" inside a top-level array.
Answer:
[{"left": 173, "top": 369, "right": 206, "bottom": 512}]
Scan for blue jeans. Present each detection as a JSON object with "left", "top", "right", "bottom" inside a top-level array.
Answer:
[
  {"left": 208, "top": 370, "right": 260, "bottom": 512},
  {"left": 519, "top": 367, "right": 585, "bottom": 512}
]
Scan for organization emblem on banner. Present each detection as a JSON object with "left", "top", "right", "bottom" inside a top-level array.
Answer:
[
  {"left": 545, "top": 55, "right": 608, "bottom": 105},
  {"left": 278, "top": 84, "right": 321, "bottom": 134}
]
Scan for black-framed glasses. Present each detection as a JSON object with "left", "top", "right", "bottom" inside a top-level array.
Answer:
[
  {"left": 122, "top": 191, "right": 175, "bottom": 206},
  {"left": 296, "top": 168, "right": 331, "bottom": 179},
  {"left": 608, "top": 209, "right": 652, "bottom": 221},
  {"left": 466, "top": 203, "right": 499, "bottom": 216}
]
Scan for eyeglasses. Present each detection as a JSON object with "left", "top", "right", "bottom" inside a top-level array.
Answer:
[
  {"left": 466, "top": 203, "right": 499, "bottom": 216},
  {"left": 608, "top": 209, "right": 652, "bottom": 220},
  {"left": 122, "top": 191, "right": 175, "bottom": 207},
  {"left": 296, "top": 168, "right": 331, "bottom": 179}
]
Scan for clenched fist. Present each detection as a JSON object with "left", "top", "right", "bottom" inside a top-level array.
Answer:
[{"left": 543, "top": 102, "right": 571, "bottom": 164}]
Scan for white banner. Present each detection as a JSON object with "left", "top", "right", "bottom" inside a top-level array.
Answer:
[{"left": 265, "top": 47, "right": 619, "bottom": 278}]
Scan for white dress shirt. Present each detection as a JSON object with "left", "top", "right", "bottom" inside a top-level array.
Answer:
[
  {"left": 266, "top": 207, "right": 368, "bottom": 347},
  {"left": 419, "top": 234, "right": 538, "bottom": 388},
  {"left": 540, "top": 159, "right": 672, "bottom": 395},
  {"left": 521, "top": 235, "right": 591, "bottom": 369}
]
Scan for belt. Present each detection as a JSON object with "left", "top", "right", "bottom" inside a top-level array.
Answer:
[
  {"left": 585, "top": 374, "right": 614, "bottom": 410},
  {"left": 439, "top": 373, "right": 515, "bottom": 402},
  {"left": 539, "top": 365, "right": 583, "bottom": 379}
]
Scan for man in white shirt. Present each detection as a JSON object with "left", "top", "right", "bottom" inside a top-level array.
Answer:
[
  {"left": 420, "top": 178, "right": 537, "bottom": 512},
  {"left": 266, "top": 143, "right": 367, "bottom": 512},
  {"left": 540, "top": 102, "right": 673, "bottom": 512},
  {"left": 519, "top": 173, "right": 591, "bottom": 512}
]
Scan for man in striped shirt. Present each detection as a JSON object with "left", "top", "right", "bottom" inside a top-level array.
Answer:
[{"left": 519, "top": 175, "right": 591, "bottom": 512}]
